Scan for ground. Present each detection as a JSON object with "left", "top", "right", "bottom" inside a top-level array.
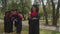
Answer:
[{"left": 0, "top": 22, "right": 60, "bottom": 34}]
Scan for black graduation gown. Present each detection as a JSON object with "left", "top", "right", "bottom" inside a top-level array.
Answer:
[
  {"left": 29, "top": 13, "right": 40, "bottom": 34},
  {"left": 15, "top": 16, "right": 22, "bottom": 33},
  {"left": 4, "top": 16, "right": 13, "bottom": 33}
]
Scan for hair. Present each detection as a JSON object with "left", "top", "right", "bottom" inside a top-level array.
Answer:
[
  {"left": 31, "top": 5, "right": 39, "bottom": 12},
  {"left": 5, "top": 10, "right": 11, "bottom": 16},
  {"left": 15, "top": 9, "right": 21, "bottom": 13},
  {"left": 5, "top": 11, "right": 8, "bottom": 15}
]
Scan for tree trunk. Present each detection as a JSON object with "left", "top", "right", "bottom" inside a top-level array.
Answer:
[
  {"left": 23, "top": 14, "right": 26, "bottom": 20},
  {"left": 41, "top": 0, "right": 48, "bottom": 25},
  {"left": 51, "top": 0, "right": 56, "bottom": 26},
  {"left": 47, "top": 0, "right": 50, "bottom": 8},
  {"left": 55, "top": 0, "right": 60, "bottom": 26}
]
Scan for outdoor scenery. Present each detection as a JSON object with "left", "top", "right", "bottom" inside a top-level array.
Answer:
[{"left": 0, "top": 0, "right": 60, "bottom": 34}]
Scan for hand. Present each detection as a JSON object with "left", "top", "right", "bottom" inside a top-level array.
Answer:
[
  {"left": 32, "top": 18, "right": 37, "bottom": 19},
  {"left": 14, "top": 19, "right": 17, "bottom": 22}
]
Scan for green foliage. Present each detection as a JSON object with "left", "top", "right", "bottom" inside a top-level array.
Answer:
[
  {"left": 46, "top": 6, "right": 52, "bottom": 14},
  {"left": 7, "top": 0, "right": 31, "bottom": 15},
  {"left": 40, "top": 29, "right": 60, "bottom": 34},
  {"left": 0, "top": 0, "right": 32, "bottom": 19},
  {"left": 39, "top": 6, "right": 52, "bottom": 17},
  {"left": 39, "top": 8, "right": 44, "bottom": 16},
  {"left": 19, "top": 0, "right": 31, "bottom": 14},
  {"left": 0, "top": 9, "right": 4, "bottom": 19},
  {"left": 7, "top": 0, "right": 18, "bottom": 10}
]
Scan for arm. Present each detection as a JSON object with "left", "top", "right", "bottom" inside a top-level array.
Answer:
[{"left": 32, "top": 13, "right": 40, "bottom": 20}]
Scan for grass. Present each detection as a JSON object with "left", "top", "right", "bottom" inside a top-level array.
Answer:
[
  {"left": 0, "top": 22, "right": 28, "bottom": 34},
  {"left": 22, "top": 19, "right": 60, "bottom": 26},
  {"left": 39, "top": 20, "right": 60, "bottom": 26},
  {"left": 0, "top": 22, "right": 60, "bottom": 34},
  {"left": 0, "top": 14, "right": 4, "bottom": 20},
  {"left": 22, "top": 20, "right": 58, "bottom": 25},
  {"left": 0, "top": 23, "right": 4, "bottom": 34},
  {"left": 40, "top": 29, "right": 60, "bottom": 34}
]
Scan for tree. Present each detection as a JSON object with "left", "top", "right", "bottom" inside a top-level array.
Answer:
[
  {"left": 51, "top": 0, "right": 60, "bottom": 26},
  {"left": 41, "top": 0, "right": 48, "bottom": 25},
  {"left": 54, "top": 0, "right": 60, "bottom": 26},
  {"left": 19, "top": 0, "right": 31, "bottom": 20},
  {"left": 1, "top": 0, "right": 7, "bottom": 12},
  {"left": 47, "top": 0, "right": 51, "bottom": 8},
  {"left": 51, "top": 0, "right": 56, "bottom": 26}
]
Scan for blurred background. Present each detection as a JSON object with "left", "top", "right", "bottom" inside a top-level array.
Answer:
[{"left": 0, "top": 0, "right": 60, "bottom": 34}]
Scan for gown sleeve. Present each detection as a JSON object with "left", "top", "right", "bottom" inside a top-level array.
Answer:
[{"left": 32, "top": 13, "right": 40, "bottom": 20}]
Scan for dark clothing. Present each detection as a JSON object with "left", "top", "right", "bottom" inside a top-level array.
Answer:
[
  {"left": 16, "top": 19, "right": 22, "bottom": 33},
  {"left": 14, "top": 15, "right": 22, "bottom": 33},
  {"left": 29, "top": 13, "right": 40, "bottom": 34},
  {"left": 4, "top": 12, "right": 14, "bottom": 33},
  {"left": 4, "top": 17, "right": 13, "bottom": 33},
  {"left": 10, "top": 12, "right": 22, "bottom": 33}
]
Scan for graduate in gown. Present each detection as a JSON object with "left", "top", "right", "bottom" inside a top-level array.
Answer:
[
  {"left": 4, "top": 11, "right": 13, "bottom": 34},
  {"left": 10, "top": 10, "right": 15, "bottom": 33},
  {"left": 14, "top": 10, "right": 22, "bottom": 34},
  {"left": 28, "top": 5, "right": 40, "bottom": 34}
]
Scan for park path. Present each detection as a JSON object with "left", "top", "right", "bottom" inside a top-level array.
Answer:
[
  {"left": 0, "top": 19, "right": 60, "bottom": 32},
  {"left": 22, "top": 21, "right": 60, "bottom": 32}
]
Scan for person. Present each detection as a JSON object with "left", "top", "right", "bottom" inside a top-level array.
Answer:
[
  {"left": 4, "top": 11, "right": 13, "bottom": 34},
  {"left": 14, "top": 9, "right": 22, "bottom": 34},
  {"left": 28, "top": 5, "right": 40, "bottom": 34},
  {"left": 10, "top": 10, "right": 15, "bottom": 33}
]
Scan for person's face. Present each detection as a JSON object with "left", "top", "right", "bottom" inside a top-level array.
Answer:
[
  {"left": 15, "top": 11, "right": 19, "bottom": 14},
  {"left": 11, "top": 11, "right": 14, "bottom": 13},
  {"left": 32, "top": 7, "right": 36, "bottom": 12},
  {"left": 6, "top": 13, "right": 9, "bottom": 16},
  {"left": 12, "top": 10, "right": 17, "bottom": 14}
]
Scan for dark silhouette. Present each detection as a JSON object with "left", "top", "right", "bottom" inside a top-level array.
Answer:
[
  {"left": 4, "top": 11, "right": 13, "bottom": 33},
  {"left": 28, "top": 5, "right": 40, "bottom": 34},
  {"left": 14, "top": 9, "right": 22, "bottom": 34}
]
